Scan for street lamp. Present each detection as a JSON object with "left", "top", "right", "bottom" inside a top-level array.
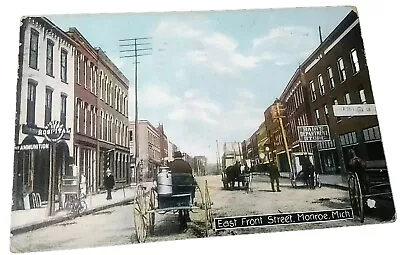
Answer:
[{"left": 265, "top": 146, "right": 270, "bottom": 162}]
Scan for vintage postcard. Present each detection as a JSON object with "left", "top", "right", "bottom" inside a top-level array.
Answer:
[{"left": 9, "top": 5, "right": 396, "bottom": 253}]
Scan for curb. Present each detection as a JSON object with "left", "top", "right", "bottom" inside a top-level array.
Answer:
[
  {"left": 10, "top": 197, "right": 135, "bottom": 236},
  {"left": 279, "top": 175, "right": 348, "bottom": 191}
]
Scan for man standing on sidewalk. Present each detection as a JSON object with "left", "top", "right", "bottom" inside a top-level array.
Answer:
[
  {"left": 268, "top": 163, "right": 281, "bottom": 192},
  {"left": 104, "top": 169, "right": 115, "bottom": 200}
]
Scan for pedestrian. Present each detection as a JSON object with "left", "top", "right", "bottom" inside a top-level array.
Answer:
[
  {"left": 104, "top": 168, "right": 115, "bottom": 200},
  {"left": 268, "top": 163, "right": 281, "bottom": 192}
]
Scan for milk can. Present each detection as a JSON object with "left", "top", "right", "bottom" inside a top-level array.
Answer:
[{"left": 157, "top": 167, "right": 172, "bottom": 196}]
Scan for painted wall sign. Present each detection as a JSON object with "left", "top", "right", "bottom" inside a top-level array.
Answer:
[
  {"left": 15, "top": 143, "right": 50, "bottom": 151},
  {"left": 297, "top": 125, "right": 331, "bottom": 142},
  {"left": 332, "top": 104, "right": 377, "bottom": 117}
]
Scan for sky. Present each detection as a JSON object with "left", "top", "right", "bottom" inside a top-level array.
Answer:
[{"left": 46, "top": 6, "right": 352, "bottom": 163}]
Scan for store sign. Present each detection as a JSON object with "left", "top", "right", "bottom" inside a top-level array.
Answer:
[
  {"left": 15, "top": 143, "right": 49, "bottom": 151},
  {"left": 332, "top": 104, "right": 377, "bottom": 117},
  {"left": 298, "top": 125, "right": 331, "bottom": 142},
  {"left": 42, "top": 121, "right": 67, "bottom": 143}
]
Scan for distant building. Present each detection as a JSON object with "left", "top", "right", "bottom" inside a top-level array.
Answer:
[
  {"left": 129, "top": 120, "right": 161, "bottom": 181},
  {"left": 194, "top": 156, "right": 207, "bottom": 175}
]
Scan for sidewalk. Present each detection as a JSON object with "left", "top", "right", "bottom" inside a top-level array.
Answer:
[
  {"left": 279, "top": 172, "right": 348, "bottom": 190},
  {"left": 10, "top": 182, "right": 153, "bottom": 235}
]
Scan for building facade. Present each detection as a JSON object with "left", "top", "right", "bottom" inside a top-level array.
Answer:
[
  {"left": 67, "top": 28, "right": 100, "bottom": 194},
  {"left": 129, "top": 120, "right": 162, "bottom": 181},
  {"left": 279, "top": 68, "right": 314, "bottom": 174},
  {"left": 301, "top": 10, "right": 383, "bottom": 176},
  {"left": 13, "top": 17, "right": 75, "bottom": 210},
  {"left": 193, "top": 156, "right": 207, "bottom": 175},
  {"left": 97, "top": 48, "right": 130, "bottom": 188}
]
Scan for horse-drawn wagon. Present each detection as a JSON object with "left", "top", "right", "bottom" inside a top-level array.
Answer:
[{"left": 132, "top": 166, "right": 213, "bottom": 243}]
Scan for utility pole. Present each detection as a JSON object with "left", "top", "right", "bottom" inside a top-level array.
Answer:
[
  {"left": 119, "top": 37, "right": 152, "bottom": 184},
  {"left": 275, "top": 102, "right": 292, "bottom": 173},
  {"left": 216, "top": 140, "right": 221, "bottom": 173}
]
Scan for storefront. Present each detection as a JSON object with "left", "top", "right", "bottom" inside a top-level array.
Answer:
[
  {"left": 14, "top": 122, "right": 72, "bottom": 210},
  {"left": 317, "top": 139, "right": 340, "bottom": 174}
]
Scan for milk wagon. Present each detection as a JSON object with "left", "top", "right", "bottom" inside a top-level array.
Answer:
[{"left": 132, "top": 166, "right": 213, "bottom": 243}]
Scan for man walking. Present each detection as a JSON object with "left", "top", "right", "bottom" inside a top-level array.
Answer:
[
  {"left": 104, "top": 168, "right": 115, "bottom": 200},
  {"left": 268, "top": 163, "right": 281, "bottom": 192}
]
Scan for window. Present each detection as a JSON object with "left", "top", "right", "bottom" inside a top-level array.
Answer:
[
  {"left": 315, "top": 109, "right": 320, "bottom": 124},
  {"left": 327, "top": 66, "right": 335, "bottom": 89},
  {"left": 350, "top": 49, "right": 360, "bottom": 73},
  {"left": 94, "top": 109, "right": 97, "bottom": 138},
  {"left": 84, "top": 103, "right": 88, "bottom": 134},
  {"left": 26, "top": 80, "right": 37, "bottom": 125},
  {"left": 29, "top": 29, "right": 39, "bottom": 69},
  {"left": 100, "top": 73, "right": 103, "bottom": 99},
  {"left": 60, "top": 49, "right": 68, "bottom": 83},
  {"left": 130, "top": 130, "right": 133, "bottom": 141},
  {"left": 89, "top": 107, "right": 93, "bottom": 136},
  {"left": 77, "top": 53, "right": 81, "bottom": 84},
  {"left": 359, "top": 89, "right": 366, "bottom": 104},
  {"left": 318, "top": 74, "right": 325, "bottom": 95},
  {"left": 76, "top": 99, "right": 81, "bottom": 133},
  {"left": 310, "top": 81, "right": 316, "bottom": 101},
  {"left": 84, "top": 58, "right": 87, "bottom": 88},
  {"left": 324, "top": 104, "right": 329, "bottom": 124},
  {"left": 46, "top": 40, "right": 54, "bottom": 76},
  {"left": 60, "top": 94, "right": 67, "bottom": 126},
  {"left": 337, "top": 57, "right": 346, "bottom": 82},
  {"left": 344, "top": 93, "right": 351, "bottom": 104},
  {"left": 45, "top": 88, "right": 53, "bottom": 125},
  {"left": 94, "top": 69, "right": 97, "bottom": 95},
  {"left": 90, "top": 64, "right": 93, "bottom": 92}
]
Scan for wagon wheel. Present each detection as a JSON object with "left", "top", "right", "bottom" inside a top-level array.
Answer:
[
  {"left": 348, "top": 174, "right": 364, "bottom": 223},
  {"left": 204, "top": 180, "right": 213, "bottom": 237},
  {"left": 149, "top": 187, "right": 157, "bottom": 235},
  {"left": 133, "top": 185, "right": 149, "bottom": 243}
]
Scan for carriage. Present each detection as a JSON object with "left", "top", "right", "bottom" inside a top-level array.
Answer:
[
  {"left": 348, "top": 160, "right": 394, "bottom": 223},
  {"left": 221, "top": 164, "right": 251, "bottom": 191},
  {"left": 132, "top": 166, "right": 213, "bottom": 243}
]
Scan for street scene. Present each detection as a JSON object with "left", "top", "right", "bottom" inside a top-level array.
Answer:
[{"left": 10, "top": 6, "right": 396, "bottom": 253}]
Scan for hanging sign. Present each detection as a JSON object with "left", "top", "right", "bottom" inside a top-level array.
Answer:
[
  {"left": 42, "top": 121, "right": 67, "bottom": 143},
  {"left": 297, "top": 125, "right": 331, "bottom": 142}
]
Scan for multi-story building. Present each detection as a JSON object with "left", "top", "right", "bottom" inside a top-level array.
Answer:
[
  {"left": 256, "top": 121, "right": 268, "bottom": 164},
  {"left": 279, "top": 68, "right": 314, "bottom": 173},
  {"left": 66, "top": 28, "right": 100, "bottom": 194},
  {"left": 129, "top": 120, "right": 162, "bottom": 180},
  {"left": 157, "top": 124, "right": 169, "bottom": 162},
  {"left": 301, "top": 10, "right": 383, "bottom": 176},
  {"left": 167, "top": 140, "right": 178, "bottom": 162},
  {"left": 194, "top": 156, "right": 207, "bottom": 175},
  {"left": 13, "top": 17, "right": 75, "bottom": 210},
  {"left": 97, "top": 48, "right": 130, "bottom": 187}
]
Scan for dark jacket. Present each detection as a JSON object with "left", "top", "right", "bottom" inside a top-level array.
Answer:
[
  {"left": 104, "top": 174, "right": 115, "bottom": 189},
  {"left": 168, "top": 159, "right": 193, "bottom": 175},
  {"left": 268, "top": 164, "right": 280, "bottom": 179}
]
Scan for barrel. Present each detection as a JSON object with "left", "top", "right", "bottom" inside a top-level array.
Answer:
[{"left": 157, "top": 168, "right": 173, "bottom": 196}]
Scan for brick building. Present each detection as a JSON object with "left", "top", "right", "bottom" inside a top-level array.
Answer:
[
  {"left": 97, "top": 48, "right": 130, "bottom": 187},
  {"left": 300, "top": 10, "right": 384, "bottom": 175},
  {"left": 67, "top": 28, "right": 101, "bottom": 194}
]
